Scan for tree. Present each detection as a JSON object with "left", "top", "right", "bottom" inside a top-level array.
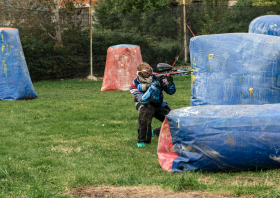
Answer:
[
  {"left": 93, "top": 0, "right": 172, "bottom": 14},
  {"left": 0, "top": 0, "right": 85, "bottom": 45},
  {"left": 236, "top": 0, "right": 280, "bottom": 6},
  {"left": 92, "top": 0, "right": 179, "bottom": 39}
]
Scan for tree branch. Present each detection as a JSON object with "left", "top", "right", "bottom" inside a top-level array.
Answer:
[
  {"left": 40, "top": 23, "right": 57, "bottom": 41},
  {"left": 30, "top": 0, "right": 39, "bottom": 9}
]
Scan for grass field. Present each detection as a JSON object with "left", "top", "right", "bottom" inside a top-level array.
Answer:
[{"left": 1, "top": 75, "right": 280, "bottom": 198}]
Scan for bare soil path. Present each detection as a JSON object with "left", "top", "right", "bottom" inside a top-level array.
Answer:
[{"left": 69, "top": 186, "right": 250, "bottom": 198}]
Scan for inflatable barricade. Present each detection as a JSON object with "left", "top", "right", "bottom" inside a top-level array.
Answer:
[
  {"left": 101, "top": 44, "right": 142, "bottom": 91},
  {"left": 190, "top": 33, "right": 280, "bottom": 106},
  {"left": 0, "top": 28, "right": 37, "bottom": 100},
  {"left": 249, "top": 15, "right": 280, "bottom": 36},
  {"left": 158, "top": 104, "right": 280, "bottom": 172}
]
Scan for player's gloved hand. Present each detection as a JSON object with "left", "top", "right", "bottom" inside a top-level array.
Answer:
[
  {"left": 150, "top": 82, "right": 160, "bottom": 90},
  {"left": 157, "top": 75, "right": 165, "bottom": 83},
  {"left": 165, "top": 76, "right": 174, "bottom": 86},
  {"left": 152, "top": 80, "right": 160, "bottom": 88},
  {"left": 149, "top": 82, "right": 161, "bottom": 103}
]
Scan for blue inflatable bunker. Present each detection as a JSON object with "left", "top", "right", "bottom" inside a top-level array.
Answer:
[
  {"left": 0, "top": 28, "right": 37, "bottom": 100},
  {"left": 157, "top": 105, "right": 280, "bottom": 172},
  {"left": 249, "top": 15, "right": 280, "bottom": 36},
  {"left": 190, "top": 33, "right": 280, "bottom": 106}
]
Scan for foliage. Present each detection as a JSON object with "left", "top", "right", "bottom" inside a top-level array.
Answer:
[
  {"left": 93, "top": 0, "right": 179, "bottom": 39},
  {"left": 93, "top": 9, "right": 179, "bottom": 39},
  {"left": 20, "top": 26, "right": 90, "bottom": 81},
  {"left": 0, "top": 0, "right": 86, "bottom": 13},
  {"left": 0, "top": 0, "right": 87, "bottom": 45},
  {"left": 252, "top": 0, "right": 279, "bottom": 6},
  {"left": 0, "top": 3, "right": 180, "bottom": 81},
  {"left": 93, "top": 0, "right": 172, "bottom": 14},
  {"left": 20, "top": 29, "right": 180, "bottom": 81},
  {"left": 174, "top": 59, "right": 190, "bottom": 66},
  {"left": 186, "top": 4, "right": 280, "bottom": 36},
  {"left": 202, "top": 0, "right": 229, "bottom": 5},
  {"left": 236, "top": 0, "right": 280, "bottom": 6},
  {"left": 234, "top": 0, "right": 253, "bottom": 6}
]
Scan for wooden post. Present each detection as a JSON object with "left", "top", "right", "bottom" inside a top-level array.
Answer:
[
  {"left": 90, "top": 0, "right": 93, "bottom": 76},
  {"left": 183, "top": 0, "right": 187, "bottom": 62},
  {"left": 88, "top": 0, "right": 97, "bottom": 80}
]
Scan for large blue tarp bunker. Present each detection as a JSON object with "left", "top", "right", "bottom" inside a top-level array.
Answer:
[
  {"left": 249, "top": 15, "right": 280, "bottom": 36},
  {"left": 157, "top": 104, "right": 280, "bottom": 172},
  {"left": 190, "top": 33, "right": 280, "bottom": 106},
  {"left": 0, "top": 28, "right": 37, "bottom": 100}
]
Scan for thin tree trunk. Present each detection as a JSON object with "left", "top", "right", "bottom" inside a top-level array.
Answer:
[{"left": 54, "top": 0, "right": 62, "bottom": 45}]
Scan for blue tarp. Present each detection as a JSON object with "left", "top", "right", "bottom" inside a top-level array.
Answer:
[
  {"left": 160, "top": 104, "right": 280, "bottom": 172},
  {"left": 0, "top": 28, "right": 37, "bottom": 100},
  {"left": 190, "top": 33, "right": 280, "bottom": 106},
  {"left": 249, "top": 15, "right": 280, "bottom": 36}
]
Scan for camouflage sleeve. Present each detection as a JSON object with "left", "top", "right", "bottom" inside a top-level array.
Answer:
[
  {"left": 140, "top": 82, "right": 162, "bottom": 104},
  {"left": 129, "top": 82, "right": 143, "bottom": 102},
  {"left": 162, "top": 82, "right": 176, "bottom": 95}
]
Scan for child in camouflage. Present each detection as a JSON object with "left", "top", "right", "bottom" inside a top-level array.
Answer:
[{"left": 129, "top": 62, "right": 176, "bottom": 147}]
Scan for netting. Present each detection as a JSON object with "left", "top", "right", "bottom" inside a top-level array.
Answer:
[{"left": 1, "top": 4, "right": 280, "bottom": 81}]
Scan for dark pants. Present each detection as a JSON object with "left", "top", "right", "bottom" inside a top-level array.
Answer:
[{"left": 136, "top": 103, "right": 171, "bottom": 143}]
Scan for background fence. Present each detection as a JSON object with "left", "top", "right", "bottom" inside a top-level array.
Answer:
[{"left": 1, "top": 4, "right": 280, "bottom": 81}]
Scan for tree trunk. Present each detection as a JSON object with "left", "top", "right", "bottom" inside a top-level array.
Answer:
[{"left": 54, "top": 0, "right": 62, "bottom": 45}]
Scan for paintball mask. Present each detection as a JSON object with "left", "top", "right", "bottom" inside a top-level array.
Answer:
[{"left": 137, "top": 68, "right": 153, "bottom": 83}]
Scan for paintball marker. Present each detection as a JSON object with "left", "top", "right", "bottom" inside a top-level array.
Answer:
[{"left": 154, "top": 63, "right": 188, "bottom": 77}]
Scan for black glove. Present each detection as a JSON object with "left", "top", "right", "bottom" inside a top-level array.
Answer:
[
  {"left": 156, "top": 76, "right": 165, "bottom": 87},
  {"left": 165, "top": 76, "right": 174, "bottom": 86}
]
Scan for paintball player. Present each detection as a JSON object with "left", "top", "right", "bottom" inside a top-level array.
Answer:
[{"left": 129, "top": 62, "right": 176, "bottom": 147}]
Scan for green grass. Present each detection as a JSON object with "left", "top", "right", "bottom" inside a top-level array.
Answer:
[{"left": 1, "top": 76, "right": 280, "bottom": 198}]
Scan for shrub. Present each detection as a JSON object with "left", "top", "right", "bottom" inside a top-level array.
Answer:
[
  {"left": 21, "top": 29, "right": 180, "bottom": 81},
  {"left": 21, "top": 28, "right": 90, "bottom": 81}
]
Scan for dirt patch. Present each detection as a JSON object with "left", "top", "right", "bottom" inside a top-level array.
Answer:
[
  {"left": 51, "top": 145, "right": 81, "bottom": 154},
  {"left": 69, "top": 186, "right": 248, "bottom": 198}
]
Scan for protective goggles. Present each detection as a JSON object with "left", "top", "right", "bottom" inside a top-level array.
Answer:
[{"left": 137, "top": 69, "right": 153, "bottom": 78}]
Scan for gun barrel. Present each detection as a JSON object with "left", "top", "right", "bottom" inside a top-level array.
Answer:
[{"left": 157, "top": 73, "right": 167, "bottom": 77}]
